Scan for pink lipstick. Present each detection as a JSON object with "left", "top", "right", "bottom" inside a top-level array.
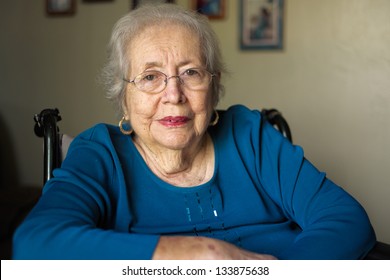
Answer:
[{"left": 159, "top": 116, "right": 190, "bottom": 127}]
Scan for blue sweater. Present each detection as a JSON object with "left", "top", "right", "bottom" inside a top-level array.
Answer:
[{"left": 13, "top": 105, "right": 376, "bottom": 259}]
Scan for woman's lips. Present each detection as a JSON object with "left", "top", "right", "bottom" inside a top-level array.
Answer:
[{"left": 159, "top": 116, "right": 190, "bottom": 127}]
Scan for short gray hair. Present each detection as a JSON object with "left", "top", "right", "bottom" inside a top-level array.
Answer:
[{"left": 101, "top": 4, "right": 226, "bottom": 117}]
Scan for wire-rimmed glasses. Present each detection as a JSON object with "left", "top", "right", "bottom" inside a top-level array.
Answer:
[{"left": 123, "top": 68, "right": 215, "bottom": 94}]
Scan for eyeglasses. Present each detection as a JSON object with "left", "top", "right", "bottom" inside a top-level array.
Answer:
[{"left": 123, "top": 68, "right": 215, "bottom": 94}]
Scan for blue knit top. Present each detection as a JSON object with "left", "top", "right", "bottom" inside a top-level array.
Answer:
[{"left": 13, "top": 105, "right": 376, "bottom": 259}]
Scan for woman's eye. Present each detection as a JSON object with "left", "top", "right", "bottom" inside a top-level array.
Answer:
[
  {"left": 184, "top": 69, "right": 200, "bottom": 76},
  {"left": 143, "top": 74, "right": 157, "bottom": 81}
]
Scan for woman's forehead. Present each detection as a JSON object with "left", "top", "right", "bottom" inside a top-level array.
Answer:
[
  {"left": 130, "top": 23, "right": 199, "bottom": 50},
  {"left": 127, "top": 24, "right": 202, "bottom": 72}
]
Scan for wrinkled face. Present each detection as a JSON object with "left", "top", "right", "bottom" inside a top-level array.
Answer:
[{"left": 123, "top": 23, "right": 215, "bottom": 151}]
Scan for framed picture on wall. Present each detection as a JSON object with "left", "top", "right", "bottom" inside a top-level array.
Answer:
[
  {"left": 46, "top": 0, "right": 76, "bottom": 16},
  {"left": 240, "top": 0, "right": 284, "bottom": 50},
  {"left": 132, "top": 0, "right": 175, "bottom": 9},
  {"left": 192, "top": 0, "right": 226, "bottom": 19}
]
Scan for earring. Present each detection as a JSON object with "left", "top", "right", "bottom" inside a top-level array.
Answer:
[
  {"left": 119, "top": 116, "right": 133, "bottom": 135},
  {"left": 209, "top": 110, "right": 219, "bottom": 126}
]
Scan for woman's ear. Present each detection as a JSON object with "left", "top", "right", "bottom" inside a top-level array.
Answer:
[
  {"left": 121, "top": 108, "right": 127, "bottom": 119},
  {"left": 121, "top": 94, "right": 129, "bottom": 119}
]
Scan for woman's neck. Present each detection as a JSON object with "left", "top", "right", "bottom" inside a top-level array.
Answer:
[{"left": 133, "top": 134, "right": 214, "bottom": 187}]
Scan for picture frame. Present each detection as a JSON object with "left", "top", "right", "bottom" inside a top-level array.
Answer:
[
  {"left": 192, "top": 0, "right": 226, "bottom": 19},
  {"left": 46, "top": 0, "right": 76, "bottom": 16},
  {"left": 132, "top": 0, "right": 175, "bottom": 9},
  {"left": 240, "top": 0, "right": 284, "bottom": 50}
]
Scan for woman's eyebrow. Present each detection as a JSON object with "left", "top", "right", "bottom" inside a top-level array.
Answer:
[
  {"left": 142, "top": 60, "right": 198, "bottom": 70},
  {"left": 143, "top": 62, "right": 163, "bottom": 69}
]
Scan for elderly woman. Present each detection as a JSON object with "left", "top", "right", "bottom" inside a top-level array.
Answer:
[{"left": 13, "top": 4, "right": 375, "bottom": 260}]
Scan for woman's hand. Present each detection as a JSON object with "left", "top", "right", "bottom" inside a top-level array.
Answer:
[{"left": 152, "top": 236, "right": 277, "bottom": 260}]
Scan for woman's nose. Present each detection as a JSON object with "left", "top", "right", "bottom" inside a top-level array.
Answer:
[{"left": 162, "top": 76, "right": 186, "bottom": 104}]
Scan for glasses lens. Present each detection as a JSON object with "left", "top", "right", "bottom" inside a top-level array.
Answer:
[
  {"left": 134, "top": 71, "right": 166, "bottom": 93},
  {"left": 181, "top": 69, "right": 212, "bottom": 90}
]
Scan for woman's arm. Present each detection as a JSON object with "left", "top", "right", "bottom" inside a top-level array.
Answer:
[
  {"left": 13, "top": 125, "right": 159, "bottom": 259},
  {"left": 258, "top": 116, "right": 376, "bottom": 259},
  {"left": 12, "top": 178, "right": 160, "bottom": 260}
]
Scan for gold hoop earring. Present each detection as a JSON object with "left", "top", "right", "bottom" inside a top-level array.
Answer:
[
  {"left": 119, "top": 116, "right": 133, "bottom": 135},
  {"left": 209, "top": 110, "right": 219, "bottom": 126}
]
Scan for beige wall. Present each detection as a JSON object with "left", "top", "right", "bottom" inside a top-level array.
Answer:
[{"left": 0, "top": 0, "right": 389, "bottom": 243}]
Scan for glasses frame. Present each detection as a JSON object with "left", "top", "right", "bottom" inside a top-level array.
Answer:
[{"left": 123, "top": 68, "right": 215, "bottom": 94}]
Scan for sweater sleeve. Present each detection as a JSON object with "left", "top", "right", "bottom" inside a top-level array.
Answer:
[
  {"left": 12, "top": 125, "right": 160, "bottom": 260},
  {"left": 257, "top": 114, "right": 376, "bottom": 259}
]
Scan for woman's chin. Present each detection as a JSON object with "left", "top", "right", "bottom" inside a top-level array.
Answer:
[{"left": 153, "top": 133, "right": 195, "bottom": 151}]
